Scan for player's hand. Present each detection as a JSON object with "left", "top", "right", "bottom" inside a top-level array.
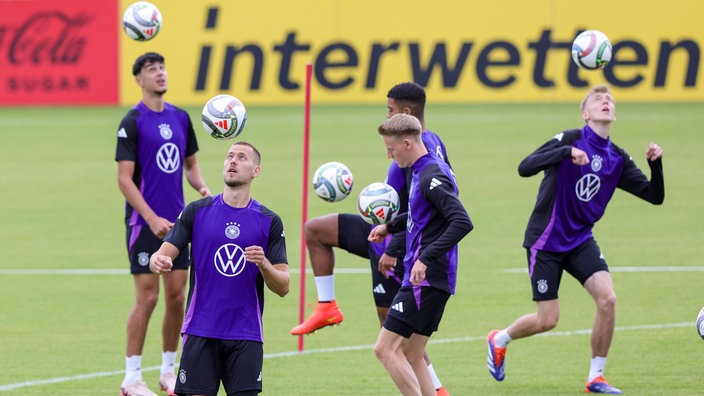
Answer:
[
  {"left": 199, "top": 186, "right": 211, "bottom": 197},
  {"left": 409, "top": 260, "right": 427, "bottom": 285},
  {"left": 150, "top": 254, "right": 173, "bottom": 274},
  {"left": 368, "top": 224, "right": 389, "bottom": 242},
  {"left": 571, "top": 147, "right": 589, "bottom": 165},
  {"left": 148, "top": 216, "right": 174, "bottom": 239},
  {"left": 378, "top": 253, "right": 396, "bottom": 279},
  {"left": 245, "top": 246, "right": 266, "bottom": 268},
  {"left": 646, "top": 142, "right": 663, "bottom": 161}
]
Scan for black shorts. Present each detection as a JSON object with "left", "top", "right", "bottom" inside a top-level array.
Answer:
[
  {"left": 527, "top": 238, "right": 609, "bottom": 301},
  {"left": 126, "top": 224, "right": 189, "bottom": 274},
  {"left": 174, "top": 334, "right": 263, "bottom": 396},
  {"left": 383, "top": 286, "right": 450, "bottom": 338},
  {"left": 338, "top": 214, "right": 401, "bottom": 308}
]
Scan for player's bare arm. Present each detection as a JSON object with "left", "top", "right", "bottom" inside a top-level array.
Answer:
[
  {"left": 184, "top": 154, "right": 211, "bottom": 197},
  {"left": 117, "top": 160, "right": 174, "bottom": 238},
  {"left": 245, "top": 246, "right": 290, "bottom": 297}
]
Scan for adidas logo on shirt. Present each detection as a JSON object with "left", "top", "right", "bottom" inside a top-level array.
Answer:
[
  {"left": 117, "top": 127, "right": 128, "bottom": 138},
  {"left": 391, "top": 302, "right": 404, "bottom": 313},
  {"left": 429, "top": 178, "right": 442, "bottom": 190},
  {"left": 373, "top": 284, "right": 386, "bottom": 294}
]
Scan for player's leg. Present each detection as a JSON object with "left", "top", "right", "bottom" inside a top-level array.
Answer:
[
  {"left": 123, "top": 274, "right": 160, "bottom": 396},
  {"left": 291, "top": 214, "right": 371, "bottom": 335},
  {"left": 173, "top": 335, "right": 222, "bottom": 396},
  {"left": 122, "top": 226, "right": 160, "bottom": 396},
  {"left": 567, "top": 240, "right": 619, "bottom": 393},
  {"left": 127, "top": 274, "right": 160, "bottom": 356},
  {"left": 584, "top": 271, "right": 616, "bottom": 358},
  {"left": 304, "top": 213, "right": 340, "bottom": 278},
  {"left": 372, "top": 265, "right": 446, "bottom": 393},
  {"left": 375, "top": 326, "right": 419, "bottom": 395},
  {"left": 221, "top": 340, "right": 264, "bottom": 396},
  {"left": 568, "top": 239, "right": 620, "bottom": 393},
  {"left": 371, "top": 261, "right": 448, "bottom": 395},
  {"left": 290, "top": 214, "right": 343, "bottom": 335},
  {"left": 402, "top": 334, "right": 433, "bottom": 395},
  {"left": 583, "top": 270, "right": 620, "bottom": 394},
  {"left": 159, "top": 249, "right": 188, "bottom": 395},
  {"left": 487, "top": 248, "right": 562, "bottom": 381}
]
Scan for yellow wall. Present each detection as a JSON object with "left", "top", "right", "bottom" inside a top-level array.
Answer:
[{"left": 120, "top": 0, "right": 704, "bottom": 105}]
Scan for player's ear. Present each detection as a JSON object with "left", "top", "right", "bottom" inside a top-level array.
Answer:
[{"left": 403, "top": 107, "right": 412, "bottom": 115}]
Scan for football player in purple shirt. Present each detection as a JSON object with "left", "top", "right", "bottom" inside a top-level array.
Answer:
[
  {"left": 116, "top": 52, "right": 211, "bottom": 396},
  {"left": 486, "top": 85, "right": 664, "bottom": 394},
  {"left": 369, "top": 114, "right": 473, "bottom": 396},
  {"left": 290, "top": 82, "right": 454, "bottom": 395},
  {"left": 150, "top": 142, "right": 289, "bottom": 396}
]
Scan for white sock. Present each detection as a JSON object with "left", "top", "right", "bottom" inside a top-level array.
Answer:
[
  {"left": 427, "top": 363, "right": 442, "bottom": 390},
  {"left": 588, "top": 356, "right": 607, "bottom": 382},
  {"left": 123, "top": 355, "right": 142, "bottom": 385},
  {"left": 161, "top": 351, "right": 177, "bottom": 376},
  {"left": 494, "top": 329, "right": 513, "bottom": 348},
  {"left": 314, "top": 275, "right": 335, "bottom": 302}
]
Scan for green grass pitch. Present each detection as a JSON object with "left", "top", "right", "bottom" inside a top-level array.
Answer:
[{"left": 0, "top": 101, "right": 702, "bottom": 395}]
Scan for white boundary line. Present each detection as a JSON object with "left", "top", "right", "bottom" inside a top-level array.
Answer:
[
  {"left": 502, "top": 266, "right": 704, "bottom": 273},
  {"left": 0, "top": 322, "right": 692, "bottom": 392},
  {"left": 0, "top": 268, "right": 370, "bottom": 275},
  {"left": 3, "top": 266, "right": 704, "bottom": 276}
]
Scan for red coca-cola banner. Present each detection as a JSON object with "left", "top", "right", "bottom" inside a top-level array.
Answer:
[{"left": 0, "top": 0, "right": 118, "bottom": 105}]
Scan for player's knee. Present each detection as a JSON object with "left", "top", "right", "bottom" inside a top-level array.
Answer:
[
  {"left": 402, "top": 349, "right": 424, "bottom": 366},
  {"left": 304, "top": 215, "right": 336, "bottom": 245},
  {"left": 165, "top": 290, "right": 185, "bottom": 308},
  {"left": 596, "top": 292, "right": 617, "bottom": 314},
  {"left": 537, "top": 313, "right": 559, "bottom": 332},
  {"left": 139, "top": 292, "right": 159, "bottom": 310},
  {"left": 374, "top": 342, "right": 390, "bottom": 363}
]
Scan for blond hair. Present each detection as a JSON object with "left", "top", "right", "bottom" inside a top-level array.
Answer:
[
  {"left": 581, "top": 84, "right": 613, "bottom": 111},
  {"left": 377, "top": 113, "right": 422, "bottom": 138}
]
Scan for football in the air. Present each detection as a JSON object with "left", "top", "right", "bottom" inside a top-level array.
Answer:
[
  {"left": 312, "top": 162, "right": 354, "bottom": 202},
  {"left": 696, "top": 307, "right": 704, "bottom": 340},
  {"left": 201, "top": 94, "right": 248, "bottom": 140},
  {"left": 122, "top": 1, "right": 162, "bottom": 41},
  {"left": 571, "top": 30, "right": 612, "bottom": 70},
  {"left": 357, "top": 182, "right": 400, "bottom": 225}
]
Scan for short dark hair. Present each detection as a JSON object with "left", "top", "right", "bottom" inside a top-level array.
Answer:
[
  {"left": 387, "top": 82, "right": 426, "bottom": 118},
  {"left": 132, "top": 52, "right": 165, "bottom": 76}
]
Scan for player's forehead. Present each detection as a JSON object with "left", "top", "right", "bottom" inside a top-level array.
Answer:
[
  {"left": 141, "top": 60, "right": 164, "bottom": 71},
  {"left": 588, "top": 91, "right": 614, "bottom": 102},
  {"left": 227, "top": 144, "right": 253, "bottom": 156}
]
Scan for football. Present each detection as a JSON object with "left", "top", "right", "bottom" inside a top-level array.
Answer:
[
  {"left": 696, "top": 307, "right": 704, "bottom": 340},
  {"left": 357, "top": 182, "right": 400, "bottom": 225},
  {"left": 571, "top": 30, "right": 612, "bottom": 70},
  {"left": 312, "top": 162, "right": 354, "bottom": 202},
  {"left": 122, "top": 1, "right": 162, "bottom": 41},
  {"left": 201, "top": 94, "right": 248, "bottom": 140}
]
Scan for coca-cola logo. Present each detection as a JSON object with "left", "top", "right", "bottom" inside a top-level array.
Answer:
[
  {"left": 1, "top": 11, "right": 91, "bottom": 66},
  {"left": 0, "top": 9, "right": 102, "bottom": 97}
]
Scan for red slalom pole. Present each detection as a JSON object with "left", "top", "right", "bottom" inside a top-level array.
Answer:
[{"left": 297, "top": 63, "right": 312, "bottom": 352}]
